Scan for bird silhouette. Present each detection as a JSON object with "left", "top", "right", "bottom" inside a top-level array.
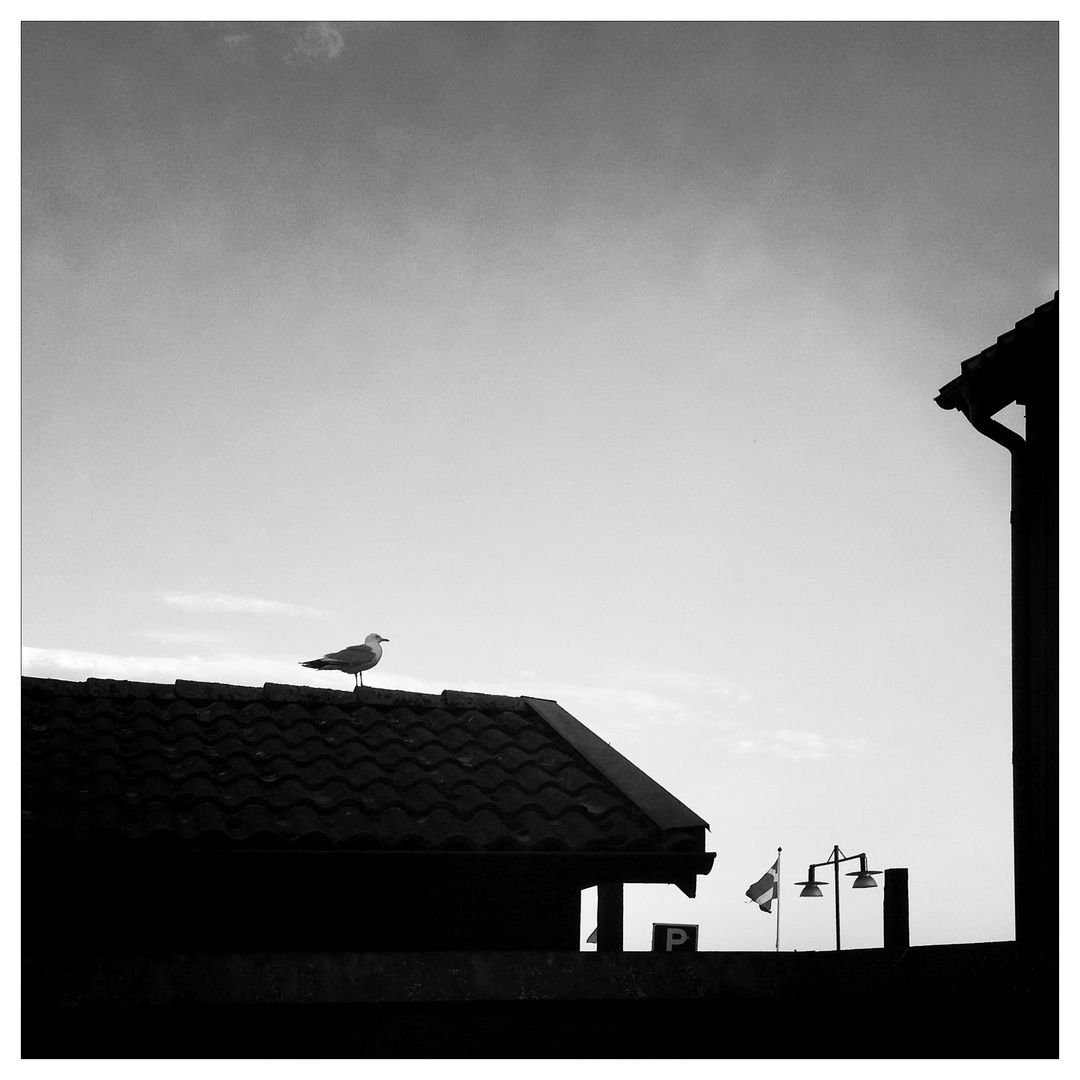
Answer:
[{"left": 300, "top": 633, "right": 389, "bottom": 689}]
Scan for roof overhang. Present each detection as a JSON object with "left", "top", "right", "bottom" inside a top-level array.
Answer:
[
  {"left": 24, "top": 844, "right": 717, "bottom": 897},
  {"left": 935, "top": 292, "right": 1058, "bottom": 418}
]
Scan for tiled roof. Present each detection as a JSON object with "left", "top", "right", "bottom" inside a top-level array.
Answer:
[
  {"left": 22, "top": 677, "right": 712, "bottom": 863},
  {"left": 936, "top": 292, "right": 1058, "bottom": 415}
]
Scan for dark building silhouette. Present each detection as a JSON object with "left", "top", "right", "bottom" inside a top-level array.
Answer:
[
  {"left": 22, "top": 677, "right": 714, "bottom": 961},
  {"left": 21, "top": 669, "right": 1056, "bottom": 1058},
  {"left": 935, "top": 293, "right": 1058, "bottom": 948}
]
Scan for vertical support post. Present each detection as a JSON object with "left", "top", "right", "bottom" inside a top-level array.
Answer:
[
  {"left": 1010, "top": 438, "right": 1035, "bottom": 945},
  {"left": 1014, "top": 361, "right": 1058, "bottom": 948},
  {"left": 774, "top": 846, "right": 782, "bottom": 953},
  {"left": 883, "top": 868, "right": 910, "bottom": 949},
  {"left": 833, "top": 845, "right": 841, "bottom": 951},
  {"left": 596, "top": 881, "right": 624, "bottom": 952}
]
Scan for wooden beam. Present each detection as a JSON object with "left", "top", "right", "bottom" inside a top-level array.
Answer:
[{"left": 596, "top": 882, "right": 624, "bottom": 952}]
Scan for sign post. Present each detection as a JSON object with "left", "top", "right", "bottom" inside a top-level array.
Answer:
[{"left": 651, "top": 923, "right": 699, "bottom": 952}]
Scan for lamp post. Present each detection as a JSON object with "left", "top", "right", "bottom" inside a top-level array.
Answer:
[{"left": 795, "top": 846, "right": 881, "bottom": 951}]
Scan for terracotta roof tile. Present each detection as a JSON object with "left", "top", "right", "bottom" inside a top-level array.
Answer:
[{"left": 23, "top": 677, "right": 713, "bottom": 863}]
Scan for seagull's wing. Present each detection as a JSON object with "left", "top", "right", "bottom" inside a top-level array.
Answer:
[{"left": 323, "top": 644, "right": 376, "bottom": 665}]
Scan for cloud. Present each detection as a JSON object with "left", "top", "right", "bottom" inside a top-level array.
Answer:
[
  {"left": 24, "top": 646, "right": 205, "bottom": 680},
  {"left": 158, "top": 592, "right": 329, "bottom": 617},
  {"left": 735, "top": 728, "right": 869, "bottom": 761},
  {"left": 214, "top": 23, "right": 353, "bottom": 69},
  {"left": 833, "top": 736, "right": 869, "bottom": 755},
  {"left": 213, "top": 26, "right": 258, "bottom": 67},
  {"left": 285, "top": 23, "right": 348, "bottom": 67},
  {"left": 22, "top": 646, "right": 305, "bottom": 686},
  {"left": 630, "top": 669, "right": 754, "bottom": 704},
  {"left": 135, "top": 631, "right": 228, "bottom": 646},
  {"left": 220, "top": 30, "right": 255, "bottom": 53}
]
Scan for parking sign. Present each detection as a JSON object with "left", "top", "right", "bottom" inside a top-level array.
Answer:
[{"left": 651, "top": 923, "right": 699, "bottom": 952}]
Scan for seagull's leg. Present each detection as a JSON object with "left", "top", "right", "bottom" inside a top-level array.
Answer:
[{"left": 354, "top": 672, "right": 359, "bottom": 690}]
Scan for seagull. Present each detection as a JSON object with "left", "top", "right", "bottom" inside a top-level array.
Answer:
[{"left": 300, "top": 634, "right": 389, "bottom": 689}]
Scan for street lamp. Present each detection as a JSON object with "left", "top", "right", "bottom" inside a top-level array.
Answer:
[{"left": 795, "top": 846, "right": 881, "bottom": 951}]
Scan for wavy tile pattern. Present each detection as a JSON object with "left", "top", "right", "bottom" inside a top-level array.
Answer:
[{"left": 23, "top": 678, "right": 703, "bottom": 854}]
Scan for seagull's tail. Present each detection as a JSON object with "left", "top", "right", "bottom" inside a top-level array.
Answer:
[{"left": 300, "top": 658, "right": 337, "bottom": 670}]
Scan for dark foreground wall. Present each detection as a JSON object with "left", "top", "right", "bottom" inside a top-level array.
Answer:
[{"left": 23, "top": 942, "right": 1056, "bottom": 1058}]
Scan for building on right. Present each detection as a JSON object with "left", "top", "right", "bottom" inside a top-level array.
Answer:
[{"left": 935, "top": 292, "right": 1058, "bottom": 948}]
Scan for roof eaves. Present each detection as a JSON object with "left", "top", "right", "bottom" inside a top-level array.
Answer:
[
  {"left": 522, "top": 696, "right": 710, "bottom": 833},
  {"left": 935, "top": 292, "right": 1058, "bottom": 415}
]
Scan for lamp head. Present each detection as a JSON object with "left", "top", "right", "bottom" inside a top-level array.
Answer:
[
  {"left": 796, "top": 865, "right": 827, "bottom": 897},
  {"left": 846, "top": 854, "right": 881, "bottom": 888}
]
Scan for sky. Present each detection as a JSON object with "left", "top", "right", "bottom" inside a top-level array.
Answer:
[{"left": 20, "top": 19, "right": 1059, "bottom": 955}]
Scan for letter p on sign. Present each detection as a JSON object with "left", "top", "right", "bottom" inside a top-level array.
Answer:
[
  {"left": 651, "top": 923, "right": 699, "bottom": 952},
  {"left": 666, "top": 927, "right": 687, "bottom": 949}
]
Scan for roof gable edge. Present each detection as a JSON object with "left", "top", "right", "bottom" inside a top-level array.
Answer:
[{"left": 522, "top": 697, "right": 709, "bottom": 833}]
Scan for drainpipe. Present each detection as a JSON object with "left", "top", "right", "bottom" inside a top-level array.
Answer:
[
  {"left": 964, "top": 402, "right": 1028, "bottom": 457},
  {"left": 961, "top": 400, "right": 1036, "bottom": 945}
]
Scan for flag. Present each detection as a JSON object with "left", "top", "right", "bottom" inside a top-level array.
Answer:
[
  {"left": 746, "top": 859, "right": 779, "bottom": 913},
  {"left": 586, "top": 927, "right": 598, "bottom": 944}
]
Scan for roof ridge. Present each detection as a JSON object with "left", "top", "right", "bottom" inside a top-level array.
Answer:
[{"left": 23, "top": 676, "right": 534, "bottom": 713}]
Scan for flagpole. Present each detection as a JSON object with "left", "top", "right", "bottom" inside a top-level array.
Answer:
[{"left": 775, "top": 847, "right": 782, "bottom": 953}]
